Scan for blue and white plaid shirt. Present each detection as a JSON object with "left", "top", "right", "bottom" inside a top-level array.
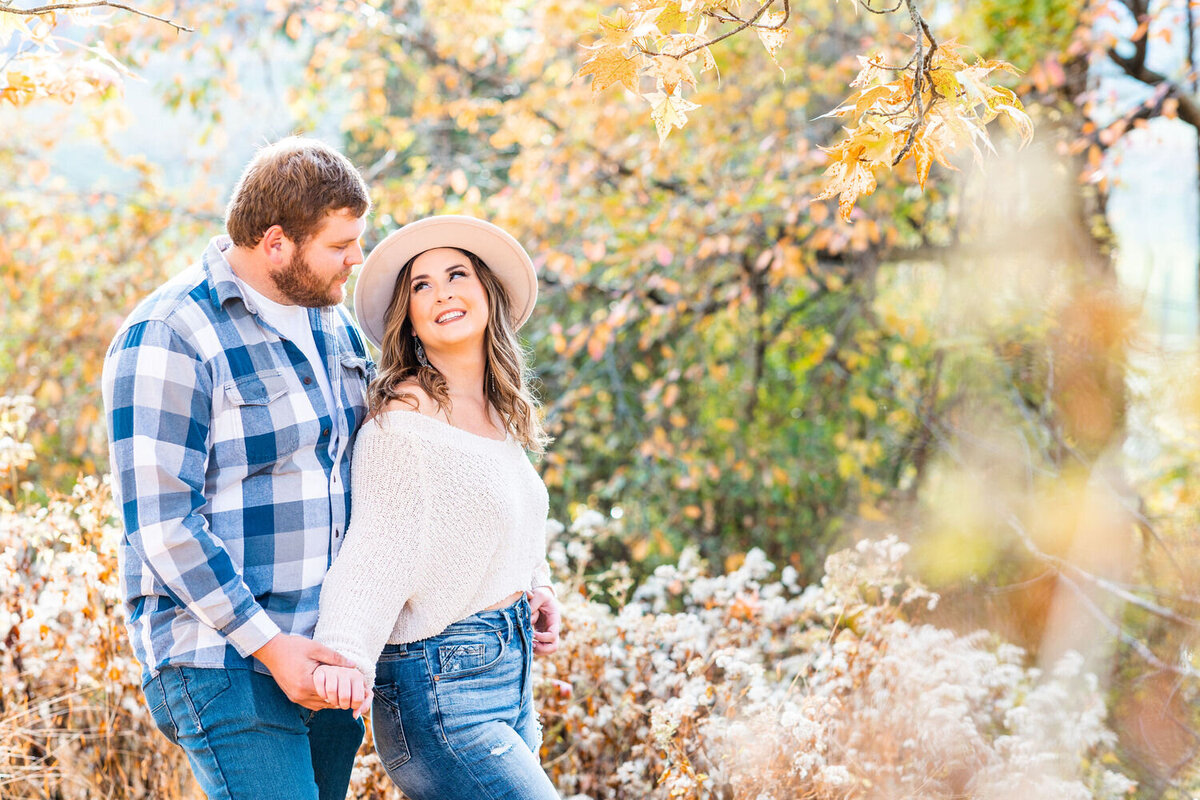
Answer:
[{"left": 102, "top": 236, "right": 375, "bottom": 683}]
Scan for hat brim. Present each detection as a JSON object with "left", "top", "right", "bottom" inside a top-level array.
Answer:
[{"left": 354, "top": 215, "right": 537, "bottom": 350}]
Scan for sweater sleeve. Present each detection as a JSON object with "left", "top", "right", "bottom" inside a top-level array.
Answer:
[
  {"left": 531, "top": 556, "right": 553, "bottom": 592},
  {"left": 313, "top": 422, "right": 428, "bottom": 687}
]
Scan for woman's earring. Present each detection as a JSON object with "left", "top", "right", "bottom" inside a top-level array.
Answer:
[{"left": 414, "top": 335, "right": 430, "bottom": 368}]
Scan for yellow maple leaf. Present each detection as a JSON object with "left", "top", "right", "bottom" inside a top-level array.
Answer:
[
  {"left": 985, "top": 87, "right": 1034, "bottom": 144},
  {"left": 929, "top": 66, "right": 962, "bottom": 101},
  {"left": 853, "top": 83, "right": 899, "bottom": 117},
  {"left": 755, "top": 11, "right": 789, "bottom": 68},
  {"left": 649, "top": 53, "right": 696, "bottom": 95},
  {"left": 661, "top": 33, "right": 717, "bottom": 75},
  {"left": 656, "top": 1, "right": 690, "bottom": 32},
  {"left": 908, "top": 133, "right": 935, "bottom": 189},
  {"left": 643, "top": 90, "right": 699, "bottom": 143},
  {"left": 597, "top": 7, "right": 662, "bottom": 49},
  {"left": 813, "top": 137, "right": 879, "bottom": 221},
  {"left": 850, "top": 53, "right": 887, "bottom": 88},
  {"left": 577, "top": 46, "right": 643, "bottom": 94}
]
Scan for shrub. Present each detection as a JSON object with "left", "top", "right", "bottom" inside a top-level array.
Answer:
[
  {"left": 534, "top": 516, "right": 1136, "bottom": 800},
  {"left": 0, "top": 395, "right": 1134, "bottom": 799}
]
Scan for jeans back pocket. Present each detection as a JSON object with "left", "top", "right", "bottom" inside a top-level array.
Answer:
[
  {"left": 141, "top": 673, "right": 179, "bottom": 745},
  {"left": 370, "top": 691, "right": 412, "bottom": 771}
]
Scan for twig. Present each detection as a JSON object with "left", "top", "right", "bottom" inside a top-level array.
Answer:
[
  {"left": 0, "top": 1, "right": 193, "bottom": 32},
  {"left": 0, "top": 39, "right": 39, "bottom": 72},
  {"left": 665, "top": 0, "right": 790, "bottom": 60},
  {"left": 858, "top": 0, "right": 906, "bottom": 14},
  {"left": 1053, "top": 564, "right": 1199, "bottom": 679},
  {"left": 1009, "top": 515, "right": 1200, "bottom": 631},
  {"left": 909, "top": 374, "right": 1199, "bottom": 679},
  {"left": 891, "top": 0, "right": 938, "bottom": 166},
  {"left": 985, "top": 568, "right": 1055, "bottom": 593}
]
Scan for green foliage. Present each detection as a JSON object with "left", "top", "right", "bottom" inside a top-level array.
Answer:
[
  {"left": 956, "top": 0, "right": 1085, "bottom": 79},
  {"left": 252, "top": 0, "right": 977, "bottom": 575},
  {"left": 0, "top": 0, "right": 1034, "bottom": 575},
  {"left": 5, "top": 0, "right": 1200, "bottom": 792}
]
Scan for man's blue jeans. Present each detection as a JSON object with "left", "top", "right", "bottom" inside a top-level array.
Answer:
[
  {"left": 371, "top": 595, "right": 559, "bottom": 800},
  {"left": 142, "top": 665, "right": 364, "bottom": 800}
]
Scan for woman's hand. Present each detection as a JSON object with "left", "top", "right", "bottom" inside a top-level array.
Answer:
[
  {"left": 254, "top": 633, "right": 358, "bottom": 712},
  {"left": 527, "top": 586, "right": 561, "bottom": 655},
  {"left": 312, "top": 664, "right": 373, "bottom": 719}
]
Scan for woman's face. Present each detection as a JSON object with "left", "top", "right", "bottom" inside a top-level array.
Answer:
[{"left": 406, "top": 247, "right": 491, "bottom": 354}]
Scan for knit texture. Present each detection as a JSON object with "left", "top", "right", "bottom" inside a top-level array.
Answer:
[{"left": 314, "top": 409, "right": 552, "bottom": 686}]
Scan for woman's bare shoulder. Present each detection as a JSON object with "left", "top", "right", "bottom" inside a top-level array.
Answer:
[{"left": 375, "top": 381, "right": 438, "bottom": 419}]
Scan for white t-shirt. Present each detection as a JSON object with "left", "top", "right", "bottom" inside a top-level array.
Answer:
[{"left": 235, "top": 276, "right": 336, "bottom": 416}]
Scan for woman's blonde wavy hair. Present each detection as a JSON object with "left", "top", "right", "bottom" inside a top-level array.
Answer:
[{"left": 367, "top": 248, "right": 549, "bottom": 453}]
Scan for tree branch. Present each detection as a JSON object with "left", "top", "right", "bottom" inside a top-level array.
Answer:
[
  {"left": 1103, "top": 50, "right": 1200, "bottom": 131},
  {"left": 1008, "top": 515, "right": 1200, "bottom": 631},
  {"left": 1058, "top": 564, "right": 1198, "bottom": 678},
  {"left": 858, "top": 0, "right": 906, "bottom": 14},
  {"left": 909, "top": 378, "right": 1199, "bottom": 679},
  {"left": 668, "top": 0, "right": 790, "bottom": 60},
  {"left": 0, "top": 1, "right": 193, "bottom": 33},
  {"left": 891, "top": 0, "right": 938, "bottom": 166}
]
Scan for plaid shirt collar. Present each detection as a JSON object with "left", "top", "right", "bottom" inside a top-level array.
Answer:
[{"left": 202, "top": 235, "right": 251, "bottom": 311}]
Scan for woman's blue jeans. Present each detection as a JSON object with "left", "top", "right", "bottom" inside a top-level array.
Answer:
[{"left": 371, "top": 595, "right": 559, "bottom": 800}]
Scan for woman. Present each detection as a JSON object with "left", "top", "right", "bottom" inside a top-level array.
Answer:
[{"left": 310, "top": 215, "right": 561, "bottom": 800}]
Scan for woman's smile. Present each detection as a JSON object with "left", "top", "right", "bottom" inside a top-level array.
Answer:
[{"left": 408, "top": 247, "right": 490, "bottom": 351}]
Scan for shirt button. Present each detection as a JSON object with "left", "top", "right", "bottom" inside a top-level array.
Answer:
[
  {"left": 322, "top": 428, "right": 330, "bottom": 437},
  {"left": 334, "top": 528, "right": 341, "bottom": 538},
  {"left": 303, "top": 376, "right": 312, "bottom": 385},
  {"left": 332, "top": 475, "right": 338, "bottom": 483}
]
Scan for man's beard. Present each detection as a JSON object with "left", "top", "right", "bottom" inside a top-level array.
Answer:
[{"left": 269, "top": 249, "right": 345, "bottom": 308}]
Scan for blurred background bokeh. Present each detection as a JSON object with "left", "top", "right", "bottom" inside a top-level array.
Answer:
[{"left": 3, "top": 0, "right": 1199, "bottom": 797}]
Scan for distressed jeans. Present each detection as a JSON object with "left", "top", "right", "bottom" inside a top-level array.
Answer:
[
  {"left": 370, "top": 595, "right": 559, "bottom": 800},
  {"left": 141, "top": 665, "right": 363, "bottom": 800}
]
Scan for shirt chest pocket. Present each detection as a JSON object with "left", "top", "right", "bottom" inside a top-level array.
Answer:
[
  {"left": 339, "top": 355, "right": 371, "bottom": 430},
  {"left": 214, "top": 369, "right": 303, "bottom": 470}
]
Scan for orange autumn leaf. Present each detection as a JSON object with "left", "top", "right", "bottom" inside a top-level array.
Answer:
[{"left": 577, "top": 46, "right": 644, "bottom": 94}]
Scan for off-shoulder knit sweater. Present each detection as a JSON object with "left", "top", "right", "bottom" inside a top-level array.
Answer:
[{"left": 313, "top": 409, "right": 552, "bottom": 686}]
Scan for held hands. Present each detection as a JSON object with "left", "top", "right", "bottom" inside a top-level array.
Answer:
[
  {"left": 252, "top": 633, "right": 366, "bottom": 713},
  {"left": 312, "top": 665, "right": 373, "bottom": 719},
  {"left": 527, "top": 586, "right": 562, "bottom": 655}
]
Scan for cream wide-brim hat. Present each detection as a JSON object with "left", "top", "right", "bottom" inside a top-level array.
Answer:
[{"left": 354, "top": 215, "right": 538, "bottom": 349}]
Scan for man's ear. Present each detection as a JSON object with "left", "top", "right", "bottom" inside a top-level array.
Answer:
[{"left": 260, "top": 225, "right": 292, "bottom": 265}]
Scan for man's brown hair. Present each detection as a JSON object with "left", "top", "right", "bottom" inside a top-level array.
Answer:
[{"left": 225, "top": 137, "right": 370, "bottom": 248}]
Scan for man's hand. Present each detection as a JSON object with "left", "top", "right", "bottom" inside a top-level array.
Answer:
[
  {"left": 313, "top": 665, "right": 373, "bottom": 719},
  {"left": 527, "top": 586, "right": 561, "bottom": 655},
  {"left": 253, "top": 633, "right": 356, "bottom": 711}
]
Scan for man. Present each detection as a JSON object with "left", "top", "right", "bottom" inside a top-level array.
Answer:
[{"left": 102, "top": 137, "right": 374, "bottom": 800}]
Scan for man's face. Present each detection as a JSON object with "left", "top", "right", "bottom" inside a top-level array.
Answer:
[{"left": 270, "top": 209, "right": 366, "bottom": 307}]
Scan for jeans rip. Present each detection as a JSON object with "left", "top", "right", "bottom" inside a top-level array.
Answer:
[{"left": 371, "top": 598, "right": 558, "bottom": 800}]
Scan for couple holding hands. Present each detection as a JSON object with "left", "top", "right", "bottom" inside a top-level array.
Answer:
[{"left": 102, "top": 137, "right": 562, "bottom": 799}]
